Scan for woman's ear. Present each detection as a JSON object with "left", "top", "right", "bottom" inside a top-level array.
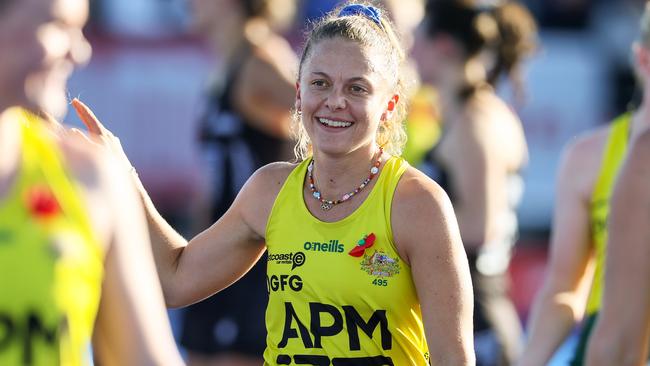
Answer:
[
  {"left": 382, "top": 94, "right": 400, "bottom": 121},
  {"left": 295, "top": 82, "right": 302, "bottom": 113}
]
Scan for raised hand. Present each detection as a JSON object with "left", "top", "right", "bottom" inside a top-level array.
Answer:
[{"left": 71, "top": 98, "right": 136, "bottom": 174}]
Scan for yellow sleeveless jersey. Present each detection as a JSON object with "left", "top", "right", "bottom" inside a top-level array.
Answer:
[
  {"left": 0, "top": 108, "right": 104, "bottom": 365},
  {"left": 264, "top": 156, "right": 430, "bottom": 365},
  {"left": 585, "top": 113, "right": 630, "bottom": 314}
]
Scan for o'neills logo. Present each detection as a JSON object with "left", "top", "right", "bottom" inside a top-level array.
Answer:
[{"left": 303, "top": 240, "right": 344, "bottom": 253}]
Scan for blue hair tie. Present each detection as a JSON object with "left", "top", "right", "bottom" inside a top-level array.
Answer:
[{"left": 338, "top": 4, "right": 383, "bottom": 27}]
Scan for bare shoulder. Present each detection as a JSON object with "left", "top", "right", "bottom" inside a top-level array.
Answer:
[
  {"left": 243, "top": 52, "right": 277, "bottom": 77},
  {"left": 56, "top": 132, "right": 121, "bottom": 249},
  {"left": 238, "top": 161, "right": 299, "bottom": 237},
  {"left": 630, "top": 126, "right": 650, "bottom": 154},
  {"left": 565, "top": 125, "right": 611, "bottom": 164},
  {"left": 57, "top": 131, "right": 104, "bottom": 187},
  {"left": 254, "top": 35, "right": 298, "bottom": 72},
  {"left": 237, "top": 44, "right": 296, "bottom": 109},
  {"left": 622, "top": 126, "right": 650, "bottom": 178},
  {"left": 246, "top": 36, "right": 296, "bottom": 80},
  {"left": 464, "top": 93, "right": 528, "bottom": 164},
  {"left": 57, "top": 131, "right": 129, "bottom": 193},
  {"left": 559, "top": 124, "right": 611, "bottom": 197},
  {"left": 464, "top": 91, "right": 516, "bottom": 129},
  {"left": 247, "top": 161, "right": 298, "bottom": 193},
  {"left": 457, "top": 95, "right": 514, "bottom": 154},
  {"left": 392, "top": 167, "right": 457, "bottom": 263},
  {"left": 393, "top": 166, "right": 450, "bottom": 213},
  {"left": 466, "top": 91, "right": 510, "bottom": 117}
]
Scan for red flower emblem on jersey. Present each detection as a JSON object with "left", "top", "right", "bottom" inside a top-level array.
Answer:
[
  {"left": 348, "top": 233, "right": 376, "bottom": 257},
  {"left": 26, "top": 185, "right": 60, "bottom": 219}
]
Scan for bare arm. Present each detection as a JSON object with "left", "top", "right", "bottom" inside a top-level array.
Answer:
[
  {"left": 139, "top": 170, "right": 269, "bottom": 307},
  {"left": 78, "top": 150, "right": 183, "bottom": 365},
  {"left": 72, "top": 99, "right": 276, "bottom": 308},
  {"left": 234, "top": 49, "right": 297, "bottom": 139},
  {"left": 519, "top": 135, "right": 602, "bottom": 366},
  {"left": 446, "top": 115, "right": 495, "bottom": 247},
  {"left": 450, "top": 102, "right": 528, "bottom": 247},
  {"left": 393, "top": 169, "right": 475, "bottom": 365},
  {"left": 586, "top": 129, "right": 650, "bottom": 366}
]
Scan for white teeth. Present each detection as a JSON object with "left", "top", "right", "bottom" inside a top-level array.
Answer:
[{"left": 318, "top": 118, "right": 352, "bottom": 128}]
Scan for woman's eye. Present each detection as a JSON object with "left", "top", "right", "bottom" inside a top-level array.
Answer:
[
  {"left": 350, "top": 85, "right": 368, "bottom": 94},
  {"left": 311, "top": 80, "right": 328, "bottom": 87}
]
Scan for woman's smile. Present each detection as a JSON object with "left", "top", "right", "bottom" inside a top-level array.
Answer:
[{"left": 315, "top": 116, "right": 355, "bottom": 129}]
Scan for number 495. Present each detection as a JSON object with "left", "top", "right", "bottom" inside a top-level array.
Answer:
[{"left": 372, "top": 279, "right": 387, "bottom": 286}]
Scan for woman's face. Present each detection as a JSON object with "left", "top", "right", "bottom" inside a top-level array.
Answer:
[
  {"left": 0, "top": 0, "right": 91, "bottom": 118},
  {"left": 296, "top": 38, "right": 397, "bottom": 157}
]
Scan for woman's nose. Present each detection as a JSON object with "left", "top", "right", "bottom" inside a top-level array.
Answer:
[{"left": 326, "top": 88, "right": 346, "bottom": 110}]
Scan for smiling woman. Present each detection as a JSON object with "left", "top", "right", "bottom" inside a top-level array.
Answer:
[
  {"left": 73, "top": 1, "right": 475, "bottom": 364},
  {"left": 292, "top": 5, "right": 410, "bottom": 160}
]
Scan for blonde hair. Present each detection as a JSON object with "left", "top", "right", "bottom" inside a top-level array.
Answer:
[{"left": 292, "top": 1, "right": 412, "bottom": 161}]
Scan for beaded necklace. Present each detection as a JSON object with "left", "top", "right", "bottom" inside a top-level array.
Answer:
[{"left": 308, "top": 147, "right": 383, "bottom": 211}]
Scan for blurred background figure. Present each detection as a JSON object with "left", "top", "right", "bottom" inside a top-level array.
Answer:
[
  {"left": 375, "top": 0, "right": 443, "bottom": 169},
  {"left": 378, "top": 0, "right": 425, "bottom": 50},
  {"left": 179, "top": 0, "right": 298, "bottom": 365},
  {"left": 521, "top": 2, "right": 650, "bottom": 364},
  {"left": 412, "top": 0, "right": 537, "bottom": 364},
  {"left": 0, "top": 0, "right": 184, "bottom": 364},
  {"left": 585, "top": 126, "right": 650, "bottom": 366}
]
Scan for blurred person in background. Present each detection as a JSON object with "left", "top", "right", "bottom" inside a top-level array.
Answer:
[
  {"left": 74, "top": 2, "right": 476, "bottom": 364},
  {"left": 412, "top": 0, "right": 537, "bottom": 364},
  {"left": 181, "top": 0, "right": 298, "bottom": 365},
  {"left": 378, "top": 0, "right": 424, "bottom": 50},
  {"left": 521, "top": 2, "right": 650, "bottom": 365},
  {"left": 585, "top": 128, "right": 650, "bottom": 366},
  {"left": 377, "top": 0, "right": 443, "bottom": 168},
  {"left": 0, "top": 0, "right": 184, "bottom": 364}
]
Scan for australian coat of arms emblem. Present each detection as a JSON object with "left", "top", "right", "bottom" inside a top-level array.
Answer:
[{"left": 360, "top": 250, "right": 400, "bottom": 278}]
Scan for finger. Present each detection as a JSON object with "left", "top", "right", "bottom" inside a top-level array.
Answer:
[
  {"left": 71, "top": 98, "right": 103, "bottom": 135},
  {"left": 73, "top": 128, "right": 105, "bottom": 148},
  {"left": 70, "top": 127, "right": 93, "bottom": 142}
]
